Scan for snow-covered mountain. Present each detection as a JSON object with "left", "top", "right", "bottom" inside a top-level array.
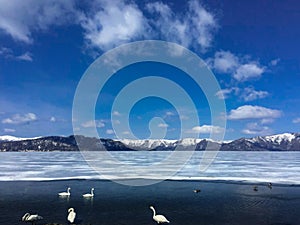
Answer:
[
  {"left": 120, "top": 138, "right": 225, "bottom": 150},
  {"left": 0, "top": 135, "right": 40, "bottom": 142},
  {"left": 0, "top": 133, "right": 299, "bottom": 151},
  {"left": 221, "top": 133, "right": 300, "bottom": 151},
  {"left": 0, "top": 135, "right": 22, "bottom": 142},
  {"left": 120, "top": 139, "right": 178, "bottom": 150}
]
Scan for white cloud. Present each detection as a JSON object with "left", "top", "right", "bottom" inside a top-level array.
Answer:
[
  {"left": 73, "top": 127, "right": 80, "bottom": 132},
  {"left": 0, "top": 47, "right": 13, "bottom": 58},
  {"left": 146, "top": 0, "right": 217, "bottom": 52},
  {"left": 215, "top": 88, "right": 239, "bottom": 100},
  {"left": 215, "top": 89, "right": 231, "bottom": 100},
  {"left": 146, "top": 1, "right": 172, "bottom": 20},
  {"left": 80, "top": 0, "right": 149, "bottom": 51},
  {"left": 16, "top": 52, "right": 33, "bottom": 61},
  {"left": 270, "top": 58, "right": 280, "bottom": 66},
  {"left": 209, "top": 50, "right": 266, "bottom": 82},
  {"left": 233, "top": 63, "right": 265, "bottom": 82},
  {"left": 0, "top": 0, "right": 76, "bottom": 43},
  {"left": 186, "top": 125, "right": 224, "bottom": 134},
  {"left": 165, "top": 111, "right": 175, "bottom": 116},
  {"left": 81, "top": 120, "right": 105, "bottom": 128},
  {"left": 158, "top": 123, "right": 168, "bottom": 128},
  {"left": 113, "top": 120, "right": 121, "bottom": 125},
  {"left": 0, "top": 47, "right": 32, "bottom": 61},
  {"left": 81, "top": 120, "right": 93, "bottom": 128},
  {"left": 180, "top": 115, "right": 189, "bottom": 120},
  {"left": 112, "top": 111, "right": 121, "bottom": 116},
  {"left": 2, "top": 113, "right": 37, "bottom": 124},
  {"left": 4, "top": 128, "right": 15, "bottom": 133},
  {"left": 81, "top": 0, "right": 218, "bottom": 51},
  {"left": 188, "top": 0, "right": 217, "bottom": 50},
  {"left": 228, "top": 105, "right": 282, "bottom": 120},
  {"left": 292, "top": 118, "right": 300, "bottom": 123},
  {"left": 216, "top": 86, "right": 268, "bottom": 101},
  {"left": 106, "top": 129, "right": 114, "bottom": 135},
  {"left": 240, "top": 87, "right": 269, "bottom": 102},
  {"left": 260, "top": 118, "right": 274, "bottom": 124},
  {"left": 50, "top": 116, "right": 56, "bottom": 122},
  {"left": 242, "top": 122, "right": 273, "bottom": 136},
  {"left": 211, "top": 51, "right": 239, "bottom": 73}
]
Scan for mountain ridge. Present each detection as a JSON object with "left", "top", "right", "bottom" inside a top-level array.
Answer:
[{"left": 0, "top": 132, "right": 299, "bottom": 151}]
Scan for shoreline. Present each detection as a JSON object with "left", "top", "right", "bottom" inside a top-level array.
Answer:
[
  {"left": 1, "top": 150, "right": 300, "bottom": 152},
  {"left": 1, "top": 178, "right": 299, "bottom": 187}
]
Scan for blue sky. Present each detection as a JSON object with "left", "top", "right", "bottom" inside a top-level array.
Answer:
[{"left": 0, "top": 0, "right": 299, "bottom": 140}]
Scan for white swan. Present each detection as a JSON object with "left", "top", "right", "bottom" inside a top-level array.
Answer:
[
  {"left": 83, "top": 188, "right": 94, "bottom": 198},
  {"left": 150, "top": 206, "right": 170, "bottom": 224},
  {"left": 67, "top": 208, "right": 76, "bottom": 224},
  {"left": 58, "top": 187, "right": 71, "bottom": 196},
  {"left": 22, "top": 213, "right": 43, "bottom": 225}
]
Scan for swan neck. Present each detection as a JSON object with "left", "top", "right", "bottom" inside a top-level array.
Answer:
[{"left": 151, "top": 207, "right": 156, "bottom": 217}]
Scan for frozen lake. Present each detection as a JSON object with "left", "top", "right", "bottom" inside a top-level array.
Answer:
[{"left": 0, "top": 151, "right": 299, "bottom": 185}]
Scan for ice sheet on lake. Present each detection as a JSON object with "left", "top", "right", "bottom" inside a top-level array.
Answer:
[{"left": 0, "top": 151, "right": 299, "bottom": 185}]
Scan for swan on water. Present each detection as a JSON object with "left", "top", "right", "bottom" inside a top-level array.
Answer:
[
  {"left": 149, "top": 206, "right": 170, "bottom": 224},
  {"left": 58, "top": 187, "right": 71, "bottom": 196},
  {"left": 83, "top": 188, "right": 94, "bottom": 198},
  {"left": 267, "top": 182, "right": 272, "bottom": 189},
  {"left": 67, "top": 208, "right": 76, "bottom": 224},
  {"left": 22, "top": 213, "right": 43, "bottom": 225},
  {"left": 193, "top": 189, "right": 201, "bottom": 193}
]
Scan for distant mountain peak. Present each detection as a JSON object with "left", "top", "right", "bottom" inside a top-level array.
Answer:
[
  {"left": 0, "top": 132, "right": 299, "bottom": 151},
  {"left": 0, "top": 135, "right": 41, "bottom": 142},
  {"left": 0, "top": 135, "right": 27, "bottom": 142}
]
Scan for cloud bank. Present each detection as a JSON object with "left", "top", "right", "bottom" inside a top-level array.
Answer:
[
  {"left": 0, "top": 0, "right": 218, "bottom": 52},
  {"left": 2, "top": 113, "right": 37, "bottom": 124},
  {"left": 0, "top": 0, "right": 76, "bottom": 43}
]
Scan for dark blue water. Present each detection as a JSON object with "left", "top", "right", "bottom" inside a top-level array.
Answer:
[{"left": 0, "top": 180, "right": 299, "bottom": 225}]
